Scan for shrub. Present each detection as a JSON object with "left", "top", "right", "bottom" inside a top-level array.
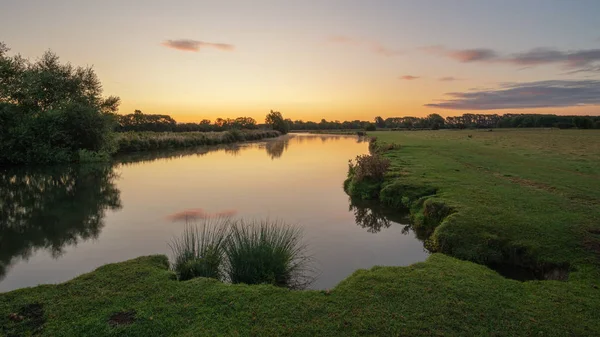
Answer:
[
  {"left": 224, "top": 220, "right": 312, "bottom": 289},
  {"left": 169, "top": 218, "right": 230, "bottom": 281},
  {"left": 348, "top": 154, "right": 390, "bottom": 183},
  {"left": 365, "top": 124, "right": 376, "bottom": 131}
]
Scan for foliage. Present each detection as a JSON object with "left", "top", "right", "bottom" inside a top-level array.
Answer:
[
  {"left": 116, "top": 110, "right": 258, "bottom": 132},
  {"left": 169, "top": 219, "right": 230, "bottom": 281},
  {"left": 224, "top": 220, "right": 312, "bottom": 289},
  {"left": 347, "top": 154, "right": 390, "bottom": 183},
  {"left": 115, "top": 130, "right": 280, "bottom": 154},
  {"left": 364, "top": 123, "right": 376, "bottom": 131},
  {"left": 265, "top": 110, "right": 290, "bottom": 134},
  {"left": 0, "top": 43, "right": 119, "bottom": 165}
]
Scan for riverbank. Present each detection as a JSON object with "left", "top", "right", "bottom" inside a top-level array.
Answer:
[
  {"left": 115, "top": 130, "right": 281, "bottom": 154},
  {"left": 347, "top": 129, "right": 600, "bottom": 282},
  {"left": 2, "top": 254, "right": 599, "bottom": 336},
  {"left": 2, "top": 129, "right": 599, "bottom": 336}
]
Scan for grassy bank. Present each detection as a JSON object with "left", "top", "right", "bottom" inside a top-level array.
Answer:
[
  {"left": 346, "top": 129, "right": 600, "bottom": 282},
  {"left": 2, "top": 129, "right": 600, "bottom": 336},
  {"left": 2, "top": 255, "right": 599, "bottom": 336},
  {"left": 116, "top": 130, "right": 281, "bottom": 154}
]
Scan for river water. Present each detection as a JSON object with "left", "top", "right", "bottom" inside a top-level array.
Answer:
[{"left": 0, "top": 133, "right": 428, "bottom": 292}]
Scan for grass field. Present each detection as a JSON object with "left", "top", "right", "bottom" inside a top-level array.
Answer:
[{"left": 2, "top": 129, "right": 600, "bottom": 336}]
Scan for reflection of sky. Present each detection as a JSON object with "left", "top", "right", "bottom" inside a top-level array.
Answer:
[{"left": 0, "top": 134, "right": 428, "bottom": 292}]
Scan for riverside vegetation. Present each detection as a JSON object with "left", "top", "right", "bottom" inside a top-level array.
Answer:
[
  {"left": 0, "top": 43, "right": 284, "bottom": 165},
  {"left": 2, "top": 129, "right": 600, "bottom": 336}
]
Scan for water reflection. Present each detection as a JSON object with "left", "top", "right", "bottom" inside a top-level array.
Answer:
[
  {"left": 0, "top": 164, "right": 121, "bottom": 281},
  {"left": 349, "top": 198, "right": 412, "bottom": 234}
]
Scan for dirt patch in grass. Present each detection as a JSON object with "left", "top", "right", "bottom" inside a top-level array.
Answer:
[
  {"left": 5, "top": 303, "right": 45, "bottom": 335},
  {"left": 108, "top": 310, "right": 136, "bottom": 327}
]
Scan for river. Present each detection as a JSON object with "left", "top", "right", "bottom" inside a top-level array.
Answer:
[{"left": 0, "top": 133, "right": 428, "bottom": 292}]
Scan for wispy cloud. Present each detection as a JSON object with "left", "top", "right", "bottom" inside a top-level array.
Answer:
[
  {"left": 328, "top": 35, "right": 402, "bottom": 56},
  {"left": 399, "top": 75, "right": 419, "bottom": 80},
  {"left": 161, "top": 39, "right": 235, "bottom": 52},
  {"left": 422, "top": 45, "right": 600, "bottom": 73},
  {"left": 425, "top": 80, "right": 600, "bottom": 110},
  {"left": 439, "top": 76, "right": 461, "bottom": 82},
  {"left": 422, "top": 46, "right": 497, "bottom": 62}
]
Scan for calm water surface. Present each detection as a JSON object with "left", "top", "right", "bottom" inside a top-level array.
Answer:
[{"left": 0, "top": 134, "right": 428, "bottom": 292}]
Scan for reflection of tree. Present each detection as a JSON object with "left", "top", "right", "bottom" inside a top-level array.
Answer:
[
  {"left": 223, "top": 145, "right": 242, "bottom": 157},
  {"left": 348, "top": 198, "right": 410, "bottom": 234},
  {"left": 0, "top": 164, "right": 122, "bottom": 281},
  {"left": 265, "top": 138, "right": 290, "bottom": 159}
]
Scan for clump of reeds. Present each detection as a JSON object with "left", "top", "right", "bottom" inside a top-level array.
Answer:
[
  {"left": 169, "top": 218, "right": 313, "bottom": 289},
  {"left": 224, "top": 220, "right": 312, "bottom": 289},
  {"left": 169, "top": 217, "right": 230, "bottom": 281}
]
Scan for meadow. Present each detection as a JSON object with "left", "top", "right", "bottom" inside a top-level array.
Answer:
[{"left": 2, "top": 128, "right": 600, "bottom": 336}]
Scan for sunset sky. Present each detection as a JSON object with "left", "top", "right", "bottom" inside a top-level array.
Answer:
[{"left": 2, "top": 0, "right": 600, "bottom": 122}]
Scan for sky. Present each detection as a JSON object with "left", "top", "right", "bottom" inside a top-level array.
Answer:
[{"left": 2, "top": 0, "right": 600, "bottom": 122}]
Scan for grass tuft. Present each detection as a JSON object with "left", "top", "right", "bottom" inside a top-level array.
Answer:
[
  {"left": 225, "top": 219, "right": 313, "bottom": 289},
  {"left": 169, "top": 218, "right": 230, "bottom": 281}
]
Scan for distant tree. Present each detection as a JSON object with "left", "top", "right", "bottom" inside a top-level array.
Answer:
[
  {"left": 426, "top": 113, "right": 445, "bottom": 130},
  {"left": 374, "top": 116, "right": 386, "bottom": 128},
  {"left": 265, "top": 110, "right": 289, "bottom": 134},
  {"left": 365, "top": 124, "right": 377, "bottom": 131}
]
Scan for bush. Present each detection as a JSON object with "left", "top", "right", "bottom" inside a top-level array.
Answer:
[
  {"left": 365, "top": 124, "right": 376, "bottom": 131},
  {"left": 224, "top": 220, "right": 312, "bottom": 289},
  {"left": 348, "top": 154, "right": 390, "bottom": 183}
]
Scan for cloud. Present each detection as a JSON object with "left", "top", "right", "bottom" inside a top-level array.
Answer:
[
  {"left": 425, "top": 80, "right": 600, "bottom": 110},
  {"left": 439, "top": 76, "right": 461, "bottom": 82},
  {"left": 422, "top": 46, "right": 497, "bottom": 62},
  {"left": 161, "top": 39, "right": 234, "bottom": 52},
  {"left": 328, "top": 35, "right": 402, "bottom": 56},
  {"left": 399, "top": 75, "right": 419, "bottom": 80},
  {"left": 422, "top": 45, "right": 600, "bottom": 73}
]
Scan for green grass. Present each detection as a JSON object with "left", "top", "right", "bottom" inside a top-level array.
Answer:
[
  {"left": 1, "top": 255, "right": 598, "bottom": 336},
  {"left": 2, "top": 128, "right": 600, "bottom": 336},
  {"left": 115, "top": 130, "right": 281, "bottom": 153},
  {"left": 364, "top": 129, "right": 600, "bottom": 283}
]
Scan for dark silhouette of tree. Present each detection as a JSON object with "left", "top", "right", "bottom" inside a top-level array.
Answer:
[
  {"left": 265, "top": 110, "right": 289, "bottom": 134},
  {"left": 374, "top": 116, "right": 386, "bottom": 128},
  {"left": 0, "top": 164, "right": 122, "bottom": 280},
  {"left": 0, "top": 42, "right": 119, "bottom": 164}
]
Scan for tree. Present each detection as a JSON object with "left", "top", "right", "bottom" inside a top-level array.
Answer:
[
  {"left": 426, "top": 113, "right": 445, "bottom": 130},
  {"left": 374, "top": 116, "right": 386, "bottom": 128},
  {"left": 0, "top": 42, "right": 119, "bottom": 164},
  {"left": 265, "top": 110, "right": 289, "bottom": 134}
]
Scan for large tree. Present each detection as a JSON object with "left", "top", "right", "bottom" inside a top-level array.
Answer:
[
  {"left": 0, "top": 42, "right": 120, "bottom": 164},
  {"left": 265, "top": 110, "right": 289, "bottom": 134}
]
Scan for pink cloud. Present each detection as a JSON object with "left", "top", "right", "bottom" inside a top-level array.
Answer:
[
  {"left": 399, "top": 75, "right": 420, "bottom": 80},
  {"left": 162, "top": 39, "right": 235, "bottom": 52},
  {"left": 328, "top": 35, "right": 402, "bottom": 57}
]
